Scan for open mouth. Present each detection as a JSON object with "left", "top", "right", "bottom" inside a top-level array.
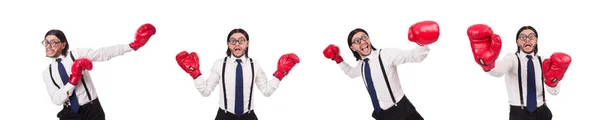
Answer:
[
  {"left": 361, "top": 44, "right": 368, "bottom": 51},
  {"left": 234, "top": 48, "right": 241, "bottom": 52},
  {"left": 524, "top": 44, "right": 532, "bottom": 48}
]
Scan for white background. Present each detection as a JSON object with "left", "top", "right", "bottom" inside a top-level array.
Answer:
[{"left": 0, "top": 0, "right": 598, "bottom": 119}]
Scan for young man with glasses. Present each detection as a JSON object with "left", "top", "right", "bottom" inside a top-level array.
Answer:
[
  {"left": 467, "top": 25, "right": 572, "bottom": 120},
  {"left": 41, "top": 23, "right": 155, "bottom": 120},
  {"left": 322, "top": 21, "right": 440, "bottom": 120},
  {"left": 175, "top": 28, "right": 300, "bottom": 120}
]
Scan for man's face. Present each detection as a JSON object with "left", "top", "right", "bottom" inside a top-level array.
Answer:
[
  {"left": 517, "top": 29, "right": 537, "bottom": 54},
  {"left": 44, "top": 35, "right": 65, "bottom": 58},
  {"left": 228, "top": 33, "right": 248, "bottom": 57},
  {"left": 350, "top": 32, "right": 372, "bottom": 58}
]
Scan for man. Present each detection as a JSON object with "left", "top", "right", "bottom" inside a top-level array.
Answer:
[
  {"left": 41, "top": 23, "right": 156, "bottom": 120},
  {"left": 322, "top": 21, "right": 439, "bottom": 120},
  {"left": 175, "top": 28, "right": 300, "bottom": 120},
  {"left": 467, "top": 24, "right": 572, "bottom": 120}
]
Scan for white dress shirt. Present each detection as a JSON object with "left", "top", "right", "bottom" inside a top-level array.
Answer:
[
  {"left": 194, "top": 56, "right": 281, "bottom": 114},
  {"left": 338, "top": 45, "right": 429, "bottom": 110},
  {"left": 42, "top": 45, "right": 133, "bottom": 106},
  {"left": 487, "top": 51, "right": 560, "bottom": 107}
]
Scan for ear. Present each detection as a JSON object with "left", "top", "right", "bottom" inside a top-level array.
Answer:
[{"left": 60, "top": 42, "right": 66, "bottom": 49}]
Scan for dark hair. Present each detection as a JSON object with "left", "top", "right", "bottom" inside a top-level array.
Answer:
[
  {"left": 347, "top": 28, "right": 377, "bottom": 61},
  {"left": 45, "top": 29, "right": 69, "bottom": 56},
  {"left": 226, "top": 28, "right": 249, "bottom": 57},
  {"left": 515, "top": 26, "right": 539, "bottom": 54}
]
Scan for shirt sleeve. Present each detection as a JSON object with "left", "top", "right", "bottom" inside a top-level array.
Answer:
[
  {"left": 253, "top": 60, "right": 281, "bottom": 97},
  {"left": 72, "top": 44, "right": 133, "bottom": 62},
  {"left": 338, "top": 61, "right": 361, "bottom": 79},
  {"left": 385, "top": 45, "right": 430, "bottom": 65},
  {"left": 194, "top": 59, "right": 222, "bottom": 97},
  {"left": 539, "top": 55, "right": 560, "bottom": 95},
  {"left": 546, "top": 83, "right": 560, "bottom": 95},
  {"left": 487, "top": 53, "right": 515, "bottom": 77},
  {"left": 42, "top": 68, "right": 76, "bottom": 105}
]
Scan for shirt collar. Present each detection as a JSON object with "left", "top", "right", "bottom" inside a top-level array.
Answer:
[
  {"left": 518, "top": 50, "right": 535, "bottom": 58},
  {"left": 362, "top": 49, "right": 378, "bottom": 62},
  {"left": 48, "top": 55, "right": 67, "bottom": 63},
  {"left": 228, "top": 55, "right": 248, "bottom": 63}
]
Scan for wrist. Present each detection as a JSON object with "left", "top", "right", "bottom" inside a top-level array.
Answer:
[
  {"left": 190, "top": 71, "right": 201, "bottom": 79},
  {"left": 273, "top": 70, "right": 285, "bottom": 80},
  {"left": 334, "top": 56, "right": 343, "bottom": 63}
]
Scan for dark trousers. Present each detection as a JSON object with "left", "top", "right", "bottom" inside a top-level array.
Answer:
[
  {"left": 215, "top": 108, "right": 258, "bottom": 120},
  {"left": 371, "top": 96, "right": 424, "bottom": 120},
  {"left": 509, "top": 104, "right": 552, "bottom": 120},
  {"left": 57, "top": 98, "right": 105, "bottom": 120}
]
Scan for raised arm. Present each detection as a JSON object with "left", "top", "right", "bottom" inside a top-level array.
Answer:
[
  {"left": 323, "top": 44, "right": 361, "bottom": 78},
  {"left": 542, "top": 52, "right": 572, "bottom": 95},
  {"left": 175, "top": 51, "right": 220, "bottom": 97},
  {"left": 73, "top": 23, "right": 156, "bottom": 62},
  {"left": 387, "top": 46, "right": 430, "bottom": 65},
  {"left": 389, "top": 20, "right": 440, "bottom": 65},
  {"left": 486, "top": 53, "right": 515, "bottom": 77}
]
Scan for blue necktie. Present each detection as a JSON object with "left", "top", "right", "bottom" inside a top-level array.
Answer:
[
  {"left": 363, "top": 58, "right": 381, "bottom": 113},
  {"left": 57, "top": 58, "right": 80, "bottom": 112},
  {"left": 526, "top": 55, "right": 537, "bottom": 112},
  {"left": 234, "top": 59, "right": 244, "bottom": 116}
]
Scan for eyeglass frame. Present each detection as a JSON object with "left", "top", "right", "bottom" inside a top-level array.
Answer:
[
  {"left": 518, "top": 33, "right": 537, "bottom": 41},
  {"left": 228, "top": 37, "right": 247, "bottom": 45},
  {"left": 41, "top": 40, "right": 62, "bottom": 47},
  {"left": 352, "top": 34, "right": 369, "bottom": 44}
]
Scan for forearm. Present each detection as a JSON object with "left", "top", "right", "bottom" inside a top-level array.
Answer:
[
  {"left": 338, "top": 62, "right": 360, "bottom": 78},
  {"left": 49, "top": 84, "right": 75, "bottom": 105},
  {"left": 75, "top": 44, "right": 133, "bottom": 62},
  {"left": 405, "top": 45, "right": 430, "bottom": 63},
  {"left": 194, "top": 75, "right": 216, "bottom": 97},
  {"left": 546, "top": 83, "right": 561, "bottom": 95},
  {"left": 257, "top": 76, "right": 281, "bottom": 97}
]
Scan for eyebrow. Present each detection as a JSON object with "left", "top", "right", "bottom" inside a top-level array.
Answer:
[{"left": 45, "top": 39, "right": 60, "bottom": 42}]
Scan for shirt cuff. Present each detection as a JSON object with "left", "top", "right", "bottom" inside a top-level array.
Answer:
[
  {"left": 271, "top": 76, "right": 281, "bottom": 85},
  {"left": 123, "top": 44, "right": 134, "bottom": 52},
  {"left": 64, "top": 84, "right": 76, "bottom": 95}
]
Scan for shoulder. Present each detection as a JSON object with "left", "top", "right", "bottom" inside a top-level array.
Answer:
[
  {"left": 504, "top": 52, "right": 517, "bottom": 58},
  {"left": 247, "top": 58, "right": 260, "bottom": 65}
]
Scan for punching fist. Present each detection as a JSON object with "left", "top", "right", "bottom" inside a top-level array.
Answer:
[
  {"left": 323, "top": 44, "right": 344, "bottom": 63},
  {"left": 408, "top": 20, "right": 440, "bottom": 46},
  {"left": 130, "top": 23, "right": 156, "bottom": 51},
  {"left": 69, "top": 58, "right": 93, "bottom": 85},
  {"left": 542, "top": 52, "right": 572, "bottom": 87},
  {"left": 467, "top": 24, "right": 502, "bottom": 72},
  {"left": 273, "top": 53, "right": 300, "bottom": 80},
  {"left": 176, "top": 51, "right": 202, "bottom": 79}
]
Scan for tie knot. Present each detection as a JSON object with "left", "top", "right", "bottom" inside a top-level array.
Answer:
[
  {"left": 526, "top": 55, "right": 533, "bottom": 59},
  {"left": 364, "top": 58, "right": 370, "bottom": 62},
  {"left": 56, "top": 58, "right": 62, "bottom": 62},
  {"left": 235, "top": 59, "right": 242, "bottom": 63}
]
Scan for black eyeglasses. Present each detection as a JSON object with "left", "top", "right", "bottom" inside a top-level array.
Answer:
[
  {"left": 42, "top": 40, "right": 61, "bottom": 47},
  {"left": 228, "top": 37, "right": 247, "bottom": 45},
  {"left": 518, "top": 33, "right": 537, "bottom": 41},
  {"left": 352, "top": 34, "right": 369, "bottom": 44}
]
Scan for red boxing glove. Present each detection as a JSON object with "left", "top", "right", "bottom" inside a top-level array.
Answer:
[
  {"left": 130, "top": 23, "right": 156, "bottom": 51},
  {"left": 542, "top": 52, "right": 572, "bottom": 87},
  {"left": 323, "top": 44, "right": 344, "bottom": 63},
  {"left": 68, "top": 58, "right": 93, "bottom": 85},
  {"left": 176, "top": 51, "right": 202, "bottom": 79},
  {"left": 273, "top": 53, "right": 300, "bottom": 80},
  {"left": 408, "top": 20, "right": 440, "bottom": 46},
  {"left": 467, "top": 24, "right": 502, "bottom": 72}
]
